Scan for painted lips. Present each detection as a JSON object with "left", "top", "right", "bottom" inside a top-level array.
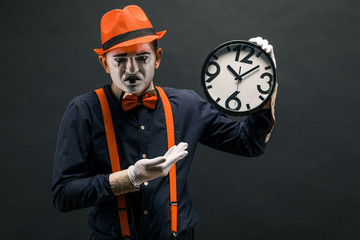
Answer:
[{"left": 125, "top": 75, "right": 140, "bottom": 84}]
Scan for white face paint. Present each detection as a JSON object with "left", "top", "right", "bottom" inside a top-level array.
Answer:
[{"left": 105, "top": 43, "right": 157, "bottom": 95}]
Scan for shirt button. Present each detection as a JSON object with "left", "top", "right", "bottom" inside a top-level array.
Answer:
[
  {"left": 142, "top": 154, "right": 147, "bottom": 159},
  {"left": 144, "top": 210, "right": 149, "bottom": 215},
  {"left": 144, "top": 181, "right": 149, "bottom": 186},
  {"left": 140, "top": 125, "right": 145, "bottom": 130}
]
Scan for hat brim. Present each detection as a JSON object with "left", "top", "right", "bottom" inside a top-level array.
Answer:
[{"left": 94, "top": 30, "right": 166, "bottom": 56}]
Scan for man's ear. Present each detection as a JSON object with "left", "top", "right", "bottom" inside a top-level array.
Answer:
[
  {"left": 98, "top": 55, "right": 110, "bottom": 73},
  {"left": 155, "top": 48, "right": 163, "bottom": 69}
]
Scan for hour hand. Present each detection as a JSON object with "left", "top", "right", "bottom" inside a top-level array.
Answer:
[{"left": 227, "top": 65, "right": 241, "bottom": 80}]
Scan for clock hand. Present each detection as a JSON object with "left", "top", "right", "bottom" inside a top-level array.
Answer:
[
  {"left": 236, "top": 66, "right": 242, "bottom": 91},
  {"left": 227, "top": 65, "right": 241, "bottom": 80},
  {"left": 238, "top": 65, "right": 260, "bottom": 79}
]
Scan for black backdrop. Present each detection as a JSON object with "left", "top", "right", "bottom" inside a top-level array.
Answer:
[{"left": 1, "top": 0, "right": 360, "bottom": 239}]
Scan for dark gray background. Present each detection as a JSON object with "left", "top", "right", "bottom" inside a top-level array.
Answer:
[{"left": 1, "top": 0, "right": 359, "bottom": 239}]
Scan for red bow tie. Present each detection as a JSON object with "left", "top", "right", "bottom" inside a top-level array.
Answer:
[{"left": 122, "top": 91, "right": 158, "bottom": 111}]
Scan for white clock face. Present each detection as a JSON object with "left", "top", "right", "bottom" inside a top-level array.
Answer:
[{"left": 201, "top": 40, "right": 276, "bottom": 115}]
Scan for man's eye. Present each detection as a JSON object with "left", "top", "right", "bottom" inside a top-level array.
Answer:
[
  {"left": 115, "top": 58, "right": 126, "bottom": 63},
  {"left": 136, "top": 56, "right": 148, "bottom": 63}
]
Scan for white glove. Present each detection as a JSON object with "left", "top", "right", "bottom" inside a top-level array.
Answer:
[
  {"left": 127, "top": 142, "right": 188, "bottom": 187},
  {"left": 249, "top": 36, "right": 277, "bottom": 68}
]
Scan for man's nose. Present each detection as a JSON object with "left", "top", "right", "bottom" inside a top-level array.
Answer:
[{"left": 126, "top": 58, "right": 139, "bottom": 73}]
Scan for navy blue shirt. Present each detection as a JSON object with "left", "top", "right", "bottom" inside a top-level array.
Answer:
[{"left": 52, "top": 84, "right": 272, "bottom": 240}]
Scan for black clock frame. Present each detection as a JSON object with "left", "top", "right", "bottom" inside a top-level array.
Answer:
[{"left": 201, "top": 40, "right": 277, "bottom": 116}]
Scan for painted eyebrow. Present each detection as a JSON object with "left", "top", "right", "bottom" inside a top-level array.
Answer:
[
  {"left": 136, "top": 52, "right": 150, "bottom": 56},
  {"left": 112, "top": 52, "right": 150, "bottom": 57},
  {"left": 113, "top": 53, "right": 127, "bottom": 57}
]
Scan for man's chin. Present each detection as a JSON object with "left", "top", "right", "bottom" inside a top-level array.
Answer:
[
  {"left": 124, "top": 85, "right": 146, "bottom": 96},
  {"left": 128, "top": 83, "right": 154, "bottom": 96},
  {"left": 115, "top": 80, "right": 153, "bottom": 96}
]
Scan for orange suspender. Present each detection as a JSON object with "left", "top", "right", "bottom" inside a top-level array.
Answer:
[
  {"left": 95, "top": 87, "right": 178, "bottom": 238},
  {"left": 94, "top": 88, "right": 131, "bottom": 237},
  {"left": 156, "top": 86, "right": 178, "bottom": 236}
]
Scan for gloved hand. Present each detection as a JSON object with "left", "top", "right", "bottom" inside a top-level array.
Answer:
[
  {"left": 248, "top": 37, "right": 278, "bottom": 141},
  {"left": 127, "top": 142, "right": 188, "bottom": 187},
  {"left": 249, "top": 36, "right": 277, "bottom": 68}
]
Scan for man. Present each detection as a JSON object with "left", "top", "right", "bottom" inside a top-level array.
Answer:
[{"left": 52, "top": 5, "right": 277, "bottom": 240}]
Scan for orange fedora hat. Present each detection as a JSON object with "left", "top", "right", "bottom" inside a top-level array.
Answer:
[{"left": 94, "top": 5, "right": 166, "bottom": 55}]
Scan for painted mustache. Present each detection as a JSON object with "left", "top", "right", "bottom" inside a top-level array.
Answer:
[{"left": 125, "top": 75, "right": 141, "bottom": 83}]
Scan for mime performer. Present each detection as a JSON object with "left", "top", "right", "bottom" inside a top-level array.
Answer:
[{"left": 52, "top": 5, "right": 278, "bottom": 240}]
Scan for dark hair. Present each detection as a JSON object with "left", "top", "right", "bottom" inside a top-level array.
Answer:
[{"left": 150, "top": 40, "right": 158, "bottom": 51}]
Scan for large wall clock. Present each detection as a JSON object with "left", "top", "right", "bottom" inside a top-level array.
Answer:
[{"left": 201, "top": 40, "right": 277, "bottom": 116}]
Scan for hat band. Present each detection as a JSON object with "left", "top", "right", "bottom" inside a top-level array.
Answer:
[{"left": 102, "top": 28, "right": 157, "bottom": 50}]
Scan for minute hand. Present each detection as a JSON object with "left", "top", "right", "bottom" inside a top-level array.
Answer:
[{"left": 237, "top": 65, "right": 260, "bottom": 80}]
